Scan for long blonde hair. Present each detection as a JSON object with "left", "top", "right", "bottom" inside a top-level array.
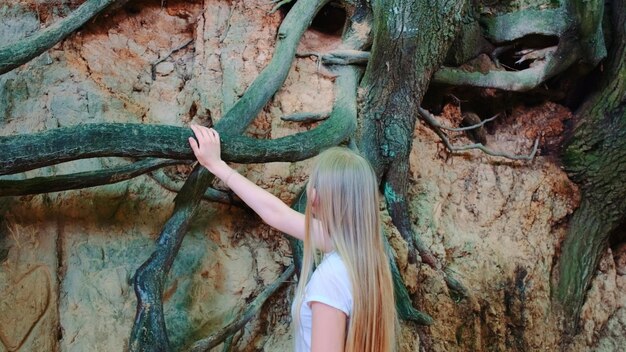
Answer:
[{"left": 295, "top": 147, "right": 397, "bottom": 351}]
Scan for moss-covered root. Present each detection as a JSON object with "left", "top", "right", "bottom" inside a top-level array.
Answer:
[
  {"left": 555, "top": 0, "right": 626, "bottom": 334},
  {"left": 0, "top": 65, "right": 359, "bottom": 176},
  {"left": 433, "top": 0, "right": 607, "bottom": 91},
  {"left": 0, "top": 0, "right": 127, "bottom": 75},
  {"left": 130, "top": 165, "right": 214, "bottom": 352},
  {"left": 0, "top": 114, "right": 356, "bottom": 176},
  {"left": 0, "top": 158, "right": 182, "bottom": 197},
  {"left": 287, "top": 187, "right": 307, "bottom": 275},
  {"left": 189, "top": 265, "right": 295, "bottom": 352},
  {"left": 433, "top": 45, "right": 579, "bottom": 92}
]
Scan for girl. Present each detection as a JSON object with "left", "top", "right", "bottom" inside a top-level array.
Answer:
[{"left": 189, "top": 125, "right": 397, "bottom": 352}]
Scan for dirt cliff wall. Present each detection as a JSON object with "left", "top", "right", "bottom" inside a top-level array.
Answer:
[{"left": 1, "top": 1, "right": 625, "bottom": 351}]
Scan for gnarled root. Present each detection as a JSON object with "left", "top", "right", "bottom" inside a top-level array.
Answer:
[
  {"left": 0, "top": 0, "right": 129, "bottom": 75},
  {"left": 0, "top": 158, "right": 182, "bottom": 197}
]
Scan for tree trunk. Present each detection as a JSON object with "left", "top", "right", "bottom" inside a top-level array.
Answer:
[
  {"left": 357, "top": 0, "right": 468, "bottom": 280},
  {"left": 555, "top": 0, "right": 626, "bottom": 334}
]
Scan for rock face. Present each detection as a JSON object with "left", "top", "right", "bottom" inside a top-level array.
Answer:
[{"left": 0, "top": 1, "right": 624, "bottom": 352}]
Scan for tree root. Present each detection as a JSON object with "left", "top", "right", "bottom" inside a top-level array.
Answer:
[
  {"left": 0, "top": 0, "right": 129, "bottom": 75},
  {"left": 434, "top": 0, "right": 607, "bottom": 91},
  {"left": 287, "top": 188, "right": 307, "bottom": 275},
  {"left": 149, "top": 169, "right": 245, "bottom": 207},
  {"left": 280, "top": 111, "right": 331, "bottom": 122},
  {"left": 130, "top": 165, "right": 214, "bottom": 351},
  {"left": 296, "top": 50, "right": 370, "bottom": 66},
  {"left": 0, "top": 115, "right": 355, "bottom": 175},
  {"left": 480, "top": 8, "right": 567, "bottom": 43},
  {"left": 418, "top": 107, "right": 539, "bottom": 161},
  {"left": 221, "top": 336, "right": 234, "bottom": 352},
  {"left": 0, "top": 158, "right": 182, "bottom": 197},
  {"left": 432, "top": 47, "right": 578, "bottom": 92},
  {"left": 555, "top": 0, "right": 626, "bottom": 332},
  {"left": 0, "top": 65, "right": 358, "bottom": 176},
  {"left": 188, "top": 265, "right": 295, "bottom": 352}
]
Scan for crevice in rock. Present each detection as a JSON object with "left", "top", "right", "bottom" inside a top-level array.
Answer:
[
  {"left": 310, "top": 2, "right": 346, "bottom": 36},
  {"left": 55, "top": 215, "right": 66, "bottom": 349},
  {"left": 280, "top": 1, "right": 346, "bottom": 36},
  {"left": 504, "top": 265, "right": 529, "bottom": 351},
  {"left": 496, "top": 34, "right": 560, "bottom": 71},
  {"left": 0, "top": 217, "right": 9, "bottom": 264},
  {"left": 608, "top": 221, "right": 626, "bottom": 248}
]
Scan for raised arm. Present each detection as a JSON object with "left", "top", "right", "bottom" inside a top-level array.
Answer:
[{"left": 189, "top": 125, "right": 306, "bottom": 241}]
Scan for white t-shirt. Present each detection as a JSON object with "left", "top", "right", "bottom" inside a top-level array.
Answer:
[{"left": 293, "top": 251, "right": 353, "bottom": 352}]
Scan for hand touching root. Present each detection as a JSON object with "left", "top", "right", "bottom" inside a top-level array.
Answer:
[{"left": 188, "top": 125, "right": 223, "bottom": 172}]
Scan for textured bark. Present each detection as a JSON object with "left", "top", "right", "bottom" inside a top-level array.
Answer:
[
  {"left": 433, "top": 0, "right": 606, "bottom": 91},
  {"left": 0, "top": 158, "right": 182, "bottom": 196},
  {"left": 357, "top": 0, "right": 468, "bottom": 291},
  {"left": 0, "top": 114, "right": 355, "bottom": 176},
  {"left": 130, "top": 165, "right": 214, "bottom": 352},
  {"left": 556, "top": 0, "right": 626, "bottom": 334}
]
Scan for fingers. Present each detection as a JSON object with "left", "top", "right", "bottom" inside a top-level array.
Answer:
[
  {"left": 190, "top": 125, "right": 221, "bottom": 148},
  {"left": 190, "top": 125, "right": 204, "bottom": 146},
  {"left": 189, "top": 137, "right": 200, "bottom": 154},
  {"left": 209, "top": 128, "right": 219, "bottom": 144},
  {"left": 200, "top": 125, "right": 212, "bottom": 141}
]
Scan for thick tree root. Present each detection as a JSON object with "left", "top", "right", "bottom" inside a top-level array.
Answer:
[
  {"left": 130, "top": 165, "right": 214, "bottom": 352},
  {"left": 555, "top": 0, "right": 626, "bottom": 333},
  {"left": 0, "top": 114, "right": 356, "bottom": 176},
  {"left": 356, "top": 0, "right": 470, "bottom": 307},
  {"left": 188, "top": 265, "right": 295, "bottom": 352},
  {"left": 480, "top": 8, "right": 567, "bottom": 43},
  {"left": 0, "top": 158, "right": 182, "bottom": 197},
  {"left": 287, "top": 188, "right": 307, "bottom": 275},
  {"left": 0, "top": 0, "right": 128, "bottom": 75},
  {"left": 296, "top": 50, "right": 370, "bottom": 66},
  {"left": 1, "top": 64, "right": 358, "bottom": 179},
  {"left": 432, "top": 45, "right": 577, "bottom": 92},
  {"left": 433, "top": 0, "right": 606, "bottom": 91}
]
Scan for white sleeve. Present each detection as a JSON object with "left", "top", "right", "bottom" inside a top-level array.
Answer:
[{"left": 303, "top": 256, "right": 352, "bottom": 316}]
